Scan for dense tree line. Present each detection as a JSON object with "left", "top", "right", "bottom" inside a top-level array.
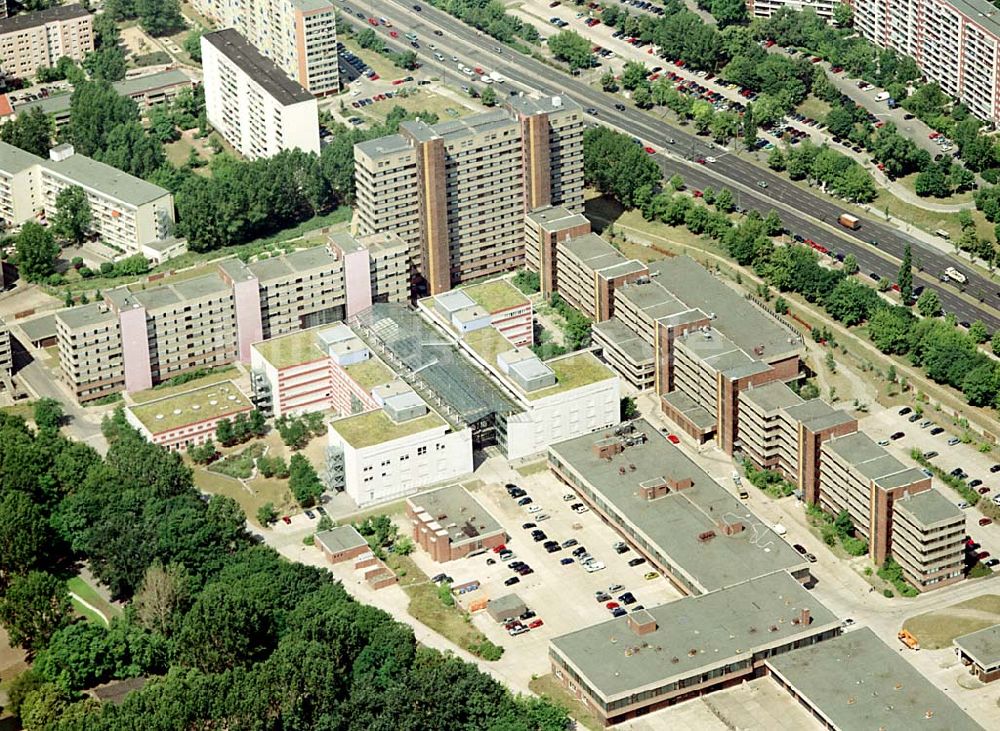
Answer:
[
  {"left": 582, "top": 126, "right": 662, "bottom": 208},
  {"left": 767, "top": 139, "right": 876, "bottom": 203},
  {"left": 430, "top": 0, "right": 539, "bottom": 44},
  {"left": 0, "top": 411, "right": 568, "bottom": 729}
]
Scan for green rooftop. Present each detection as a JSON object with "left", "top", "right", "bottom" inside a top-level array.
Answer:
[
  {"left": 343, "top": 357, "right": 395, "bottom": 391},
  {"left": 330, "top": 408, "right": 444, "bottom": 449},
  {"left": 461, "top": 280, "right": 528, "bottom": 313},
  {"left": 128, "top": 381, "right": 251, "bottom": 433},
  {"left": 253, "top": 329, "right": 326, "bottom": 369},
  {"left": 464, "top": 326, "right": 516, "bottom": 365},
  {"left": 526, "top": 352, "right": 614, "bottom": 401}
]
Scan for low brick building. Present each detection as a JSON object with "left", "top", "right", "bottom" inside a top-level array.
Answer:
[
  {"left": 955, "top": 624, "right": 1000, "bottom": 683},
  {"left": 406, "top": 484, "right": 506, "bottom": 563},
  {"left": 315, "top": 525, "right": 370, "bottom": 564}
]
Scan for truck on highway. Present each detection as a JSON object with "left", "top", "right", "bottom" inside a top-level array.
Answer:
[
  {"left": 875, "top": 91, "right": 891, "bottom": 102},
  {"left": 944, "top": 266, "right": 967, "bottom": 284},
  {"left": 488, "top": 71, "right": 505, "bottom": 83},
  {"left": 838, "top": 213, "right": 860, "bottom": 230}
]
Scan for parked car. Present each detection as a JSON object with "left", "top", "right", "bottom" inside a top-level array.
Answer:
[
  {"left": 517, "top": 496, "right": 532, "bottom": 506},
  {"left": 979, "top": 518, "right": 993, "bottom": 526},
  {"left": 504, "top": 576, "right": 520, "bottom": 586},
  {"left": 644, "top": 571, "right": 659, "bottom": 580},
  {"left": 990, "top": 464, "right": 1000, "bottom": 473},
  {"left": 560, "top": 557, "right": 575, "bottom": 565},
  {"left": 898, "top": 407, "right": 911, "bottom": 415},
  {"left": 628, "top": 557, "right": 647, "bottom": 567},
  {"left": 930, "top": 427, "right": 945, "bottom": 435},
  {"left": 948, "top": 437, "right": 961, "bottom": 446}
]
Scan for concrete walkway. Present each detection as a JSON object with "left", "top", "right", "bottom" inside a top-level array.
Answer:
[{"left": 69, "top": 591, "right": 109, "bottom": 626}]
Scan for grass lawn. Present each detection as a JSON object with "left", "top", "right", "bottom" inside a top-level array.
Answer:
[
  {"left": 337, "top": 500, "right": 406, "bottom": 527},
  {"left": 130, "top": 366, "right": 237, "bottom": 404},
  {"left": 0, "top": 402, "right": 35, "bottom": 421},
  {"left": 796, "top": 96, "right": 832, "bottom": 121},
  {"left": 67, "top": 577, "right": 120, "bottom": 624},
  {"left": 903, "top": 594, "right": 1000, "bottom": 649},
  {"left": 361, "top": 88, "right": 475, "bottom": 122},
  {"left": 385, "top": 553, "right": 425, "bottom": 588},
  {"left": 193, "top": 469, "right": 272, "bottom": 521},
  {"left": 515, "top": 461, "right": 549, "bottom": 477},
  {"left": 529, "top": 674, "right": 600, "bottom": 731},
  {"left": 404, "top": 580, "right": 500, "bottom": 658},
  {"left": 164, "top": 136, "right": 213, "bottom": 172}
]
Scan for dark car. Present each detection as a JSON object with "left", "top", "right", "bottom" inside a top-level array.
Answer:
[
  {"left": 572, "top": 546, "right": 588, "bottom": 557},
  {"left": 413, "top": 3, "right": 422, "bottom": 8},
  {"left": 614, "top": 102, "right": 626, "bottom": 111},
  {"left": 969, "top": 479, "right": 983, "bottom": 488},
  {"left": 561, "top": 538, "right": 579, "bottom": 548},
  {"left": 560, "top": 557, "right": 574, "bottom": 565},
  {"left": 585, "top": 107, "right": 598, "bottom": 115},
  {"left": 930, "top": 427, "right": 945, "bottom": 435},
  {"left": 628, "top": 557, "right": 646, "bottom": 567},
  {"left": 504, "top": 576, "right": 520, "bottom": 586},
  {"left": 619, "top": 592, "right": 637, "bottom": 605},
  {"left": 990, "top": 464, "right": 1000, "bottom": 473},
  {"left": 890, "top": 431, "right": 905, "bottom": 440},
  {"left": 522, "top": 522, "right": 536, "bottom": 529},
  {"left": 792, "top": 543, "right": 808, "bottom": 555},
  {"left": 898, "top": 407, "right": 911, "bottom": 415},
  {"left": 611, "top": 607, "right": 627, "bottom": 617},
  {"left": 517, "top": 496, "right": 532, "bottom": 506}
]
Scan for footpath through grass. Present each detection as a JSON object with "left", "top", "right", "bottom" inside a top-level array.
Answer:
[{"left": 67, "top": 576, "right": 119, "bottom": 625}]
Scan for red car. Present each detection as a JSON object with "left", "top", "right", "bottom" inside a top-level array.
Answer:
[
  {"left": 693, "top": 189, "right": 703, "bottom": 197},
  {"left": 929, "top": 132, "right": 941, "bottom": 139},
  {"left": 390, "top": 30, "right": 399, "bottom": 38},
  {"left": 979, "top": 551, "right": 991, "bottom": 560},
  {"left": 282, "top": 515, "right": 292, "bottom": 524},
  {"left": 831, "top": 66, "right": 843, "bottom": 73},
  {"left": 528, "top": 619, "right": 544, "bottom": 629},
  {"left": 367, "top": 17, "right": 378, "bottom": 25},
  {"left": 979, "top": 487, "right": 991, "bottom": 495},
  {"left": 644, "top": 146, "right": 656, "bottom": 155},
  {"left": 979, "top": 517, "right": 993, "bottom": 526},
  {"left": 764, "top": 39, "right": 776, "bottom": 48},
  {"left": 493, "top": 544, "right": 507, "bottom": 553},
  {"left": 606, "top": 602, "right": 620, "bottom": 610},
  {"left": 391, "top": 78, "right": 404, "bottom": 85},
  {"left": 370, "top": 74, "right": 380, "bottom": 81},
  {"left": 667, "top": 434, "right": 680, "bottom": 444}
]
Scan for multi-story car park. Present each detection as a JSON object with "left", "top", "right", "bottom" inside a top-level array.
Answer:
[
  {"left": 0, "top": 141, "right": 175, "bottom": 253},
  {"left": 850, "top": 0, "right": 1000, "bottom": 124},
  {"left": 191, "top": 0, "right": 338, "bottom": 96},
  {"left": 201, "top": 29, "right": 320, "bottom": 160},
  {"left": 55, "top": 234, "right": 403, "bottom": 402},
  {"left": 354, "top": 94, "right": 584, "bottom": 295},
  {"left": 0, "top": 5, "right": 93, "bottom": 80}
]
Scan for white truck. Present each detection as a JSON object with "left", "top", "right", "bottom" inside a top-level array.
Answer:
[
  {"left": 875, "top": 91, "right": 891, "bottom": 102},
  {"left": 488, "top": 70, "right": 505, "bottom": 83},
  {"left": 944, "top": 266, "right": 967, "bottom": 284}
]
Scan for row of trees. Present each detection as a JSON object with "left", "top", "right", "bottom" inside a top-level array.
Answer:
[
  {"left": 0, "top": 411, "right": 568, "bottom": 729},
  {"left": 767, "top": 139, "right": 876, "bottom": 203},
  {"left": 433, "top": 0, "right": 540, "bottom": 45}
]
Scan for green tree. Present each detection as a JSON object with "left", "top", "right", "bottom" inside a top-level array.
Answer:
[
  {"left": 548, "top": 30, "right": 593, "bottom": 70},
  {"left": 257, "top": 502, "right": 278, "bottom": 526},
  {"left": 0, "top": 571, "right": 72, "bottom": 651},
  {"left": 50, "top": 186, "right": 92, "bottom": 245},
  {"left": 68, "top": 80, "right": 140, "bottom": 157},
  {"left": 767, "top": 146, "right": 786, "bottom": 171},
  {"left": 742, "top": 102, "right": 758, "bottom": 149},
  {"left": 583, "top": 127, "right": 661, "bottom": 208},
  {"left": 481, "top": 86, "right": 498, "bottom": 107},
  {"left": 992, "top": 330, "right": 1000, "bottom": 354},
  {"left": 215, "top": 418, "right": 235, "bottom": 447},
  {"left": 669, "top": 174, "right": 685, "bottom": 191},
  {"left": 33, "top": 398, "right": 65, "bottom": 431},
  {"left": 633, "top": 83, "right": 653, "bottom": 109},
  {"left": 710, "top": 0, "right": 748, "bottom": 26},
  {"left": 137, "top": 0, "right": 185, "bottom": 36},
  {"left": 714, "top": 188, "right": 735, "bottom": 212},
  {"left": 183, "top": 28, "right": 204, "bottom": 62},
  {"left": 620, "top": 396, "right": 639, "bottom": 420},
  {"left": 600, "top": 70, "right": 619, "bottom": 92},
  {"left": 289, "top": 453, "right": 324, "bottom": 507},
  {"left": 0, "top": 107, "right": 53, "bottom": 157},
  {"left": 84, "top": 46, "right": 127, "bottom": 82},
  {"left": 0, "top": 491, "right": 52, "bottom": 590},
  {"left": 621, "top": 61, "right": 648, "bottom": 90},
  {"left": 843, "top": 253, "right": 859, "bottom": 274},
  {"left": 833, "top": 1, "right": 853, "bottom": 25},
  {"left": 15, "top": 222, "right": 59, "bottom": 283},
  {"left": 392, "top": 51, "right": 418, "bottom": 70},
  {"left": 917, "top": 289, "right": 941, "bottom": 317},
  {"left": 897, "top": 243, "right": 913, "bottom": 303},
  {"left": 969, "top": 320, "right": 989, "bottom": 344}
]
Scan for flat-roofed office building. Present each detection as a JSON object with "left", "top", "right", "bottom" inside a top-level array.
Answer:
[
  {"left": 202, "top": 29, "right": 320, "bottom": 160},
  {"left": 354, "top": 95, "right": 584, "bottom": 295}
]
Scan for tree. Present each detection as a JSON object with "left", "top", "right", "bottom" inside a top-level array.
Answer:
[
  {"left": 15, "top": 222, "right": 59, "bottom": 283},
  {"left": 833, "top": 1, "right": 853, "bottom": 26},
  {"left": 50, "top": 186, "right": 92, "bottom": 245},
  {"left": 843, "top": 253, "right": 859, "bottom": 274},
  {"left": 583, "top": 127, "right": 662, "bottom": 208},
  {"left": 622, "top": 61, "right": 648, "bottom": 90},
  {"left": 137, "top": 0, "right": 185, "bottom": 36},
  {"left": 742, "top": 102, "right": 758, "bottom": 150},
  {"left": 289, "top": 453, "right": 324, "bottom": 507},
  {"left": 633, "top": 83, "right": 653, "bottom": 109},
  {"left": 917, "top": 289, "right": 941, "bottom": 317},
  {"left": 600, "top": 70, "right": 619, "bottom": 92},
  {"left": 183, "top": 29, "right": 204, "bottom": 61},
  {"left": 714, "top": 188, "right": 735, "bottom": 212},
  {"left": 992, "top": 330, "right": 1000, "bottom": 355},
  {"left": 68, "top": 80, "right": 140, "bottom": 157},
  {"left": 710, "top": 0, "right": 748, "bottom": 27},
  {"left": 257, "top": 502, "right": 278, "bottom": 526},
  {"left": 248, "top": 409, "right": 267, "bottom": 437},
  {"left": 825, "top": 106, "right": 854, "bottom": 139},
  {"left": 548, "top": 30, "right": 593, "bottom": 70},
  {"left": 969, "top": 320, "right": 989, "bottom": 344},
  {"left": 868, "top": 306, "right": 914, "bottom": 354},
  {"left": 620, "top": 396, "right": 639, "bottom": 420},
  {"left": 897, "top": 243, "right": 913, "bottom": 303},
  {"left": 0, "top": 107, "right": 53, "bottom": 156},
  {"left": 669, "top": 174, "right": 685, "bottom": 191},
  {"left": 962, "top": 364, "right": 999, "bottom": 407},
  {"left": 767, "top": 146, "right": 786, "bottom": 171},
  {"left": 914, "top": 166, "right": 949, "bottom": 197},
  {"left": 33, "top": 398, "right": 65, "bottom": 431},
  {"left": 0, "top": 491, "right": 52, "bottom": 590},
  {"left": 392, "top": 51, "right": 418, "bottom": 70},
  {"left": 215, "top": 418, "right": 235, "bottom": 447},
  {"left": 481, "top": 86, "right": 497, "bottom": 107},
  {"left": 85, "top": 46, "right": 127, "bottom": 82},
  {"left": 0, "top": 571, "right": 72, "bottom": 651}
]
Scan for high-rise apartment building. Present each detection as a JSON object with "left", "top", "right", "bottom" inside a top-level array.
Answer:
[
  {"left": 54, "top": 234, "right": 407, "bottom": 402},
  {"left": 852, "top": 0, "right": 1000, "bottom": 124},
  {"left": 202, "top": 30, "right": 320, "bottom": 160},
  {"left": 354, "top": 95, "right": 584, "bottom": 295},
  {"left": 192, "top": 0, "right": 337, "bottom": 96},
  {"left": 0, "top": 5, "right": 93, "bottom": 79},
  {"left": 0, "top": 141, "right": 175, "bottom": 252}
]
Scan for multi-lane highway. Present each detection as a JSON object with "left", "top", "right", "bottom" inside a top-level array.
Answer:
[{"left": 340, "top": 1, "right": 1000, "bottom": 330}]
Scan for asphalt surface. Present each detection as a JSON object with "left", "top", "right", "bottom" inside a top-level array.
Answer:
[{"left": 342, "top": 1, "right": 1000, "bottom": 330}]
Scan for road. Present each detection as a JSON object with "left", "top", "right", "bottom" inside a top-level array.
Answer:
[{"left": 342, "top": 3, "right": 1000, "bottom": 331}]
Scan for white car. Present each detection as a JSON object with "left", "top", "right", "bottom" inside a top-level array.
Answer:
[
  {"left": 563, "top": 493, "right": 575, "bottom": 501},
  {"left": 705, "top": 156, "right": 717, "bottom": 163},
  {"left": 573, "top": 505, "right": 590, "bottom": 514},
  {"left": 527, "top": 505, "right": 543, "bottom": 513},
  {"left": 585, "top": 561, "right": 606, "bottom": 573}
]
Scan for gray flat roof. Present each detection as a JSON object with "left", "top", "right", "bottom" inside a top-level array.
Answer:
[
  {"left": 549, "top": 419, "right": 807, "bottom": 593},
  {"left": 0, "top": 4, "right": 89, "bottom": 34},
  {"left": 0, "top": 140, "right": 44, "bottom": 173},
  {"left": 526, "top": 204, "right": 590, "bottom": 233},
  {"left": 647, "top": 257, "right": 800, "bottom": 361},
  {"left": 18, "top": 313, "right": 56, "bottom": 342},
  {"left": 407, "top": 484, "right": 504, "bottom": 546},
  {"left": 355, "top": 133, "right": 411, "bottom": 158},
  {"left": 562, "top": 232, "right": 631, "bottom": 273},
  {"left": 783, "top": 398, "right": 855, "bottom": 433},
  {"left": 55, "top": 302, "right": 116, "bottom": 330},
  {"left": 768, "top": 628, "right": 983, "bottom": 731},
  {"left": 894, "top": 489, "right": 963, "bottom": 527},
  {"left": 487, "top": 593, "right": 525, "bottom": 614},
  {"left": 315, "top": 525, "right": 368, "bottom": 554},
  {"left": 616, "top": 279, "right": 687, "bottom": 321},
  {"left": 551, "top": 572, "right": 838, "bottom": 702},
  {"left": 505, "top": 93, "right": 581, "bottom": 116},
  {"left": 248, "top": 245, "right": 338, "bottom": 281},
  {"left": 661, "top": 391, "right": 716, "bottom": 429},
  {"left": 740, "top": 381, "right": 803, "bottom": 412},
  {"left": 592, "top": 318, "right": 654, "bottom": 363},
  {"left": 44, "top": 151, "right": 170, "bottom": 207},
  {"left": 955, "top": 623, "right": 1000, "bottom": 669},
  {"left": 203, "top": 29, "right": 313, "bottom": 106},
  {"left": 16, "top": 70, "right": 191, "bottom": 117},
  {"left": 822, "top": 431, "right": 924, "bottom": 491}
]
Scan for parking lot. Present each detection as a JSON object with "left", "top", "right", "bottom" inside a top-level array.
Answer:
[{"left": 404, "top": 465, "right": 684, "bottom": 664}]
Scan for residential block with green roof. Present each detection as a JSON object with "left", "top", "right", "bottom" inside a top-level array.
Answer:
[{"left": 125, "top": 381, "right": 252, "bottom": 449}]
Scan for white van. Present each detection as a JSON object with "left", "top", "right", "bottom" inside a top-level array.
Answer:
[
  {"left": 434, "top": 52, "right": 444, "bottom": 62},
  {"left": 875, "top": 91, "right": 890, "bottom": 102}
]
